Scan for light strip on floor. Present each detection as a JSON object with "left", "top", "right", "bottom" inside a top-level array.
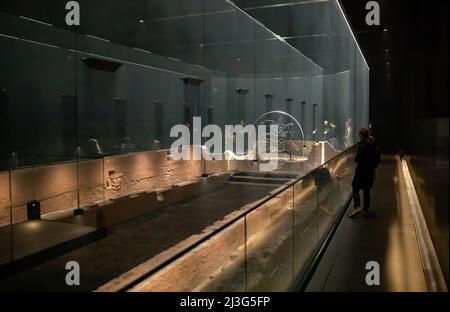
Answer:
[{"left": 401, "top": 159, "right": 447, "bottom": 292}]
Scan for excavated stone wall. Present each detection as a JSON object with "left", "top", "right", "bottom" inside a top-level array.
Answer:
[{"left": 0, "top": 150, "right": 229, "bottom": 227}]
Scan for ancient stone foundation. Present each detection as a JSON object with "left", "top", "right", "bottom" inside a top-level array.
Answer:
[{"left": 0, "top": 149, "right": 229, "bottom": 227}]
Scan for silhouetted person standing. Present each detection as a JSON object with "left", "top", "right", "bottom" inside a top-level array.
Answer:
[
  {"left": 350, "top": 128, "right": 379, "bottom": 218},
  {"left": 323, "top": 120, "right": 338, "bottom": 148}
]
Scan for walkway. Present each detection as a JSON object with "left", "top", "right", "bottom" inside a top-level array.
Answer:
[{"left": 307, "top": 155, "right": 428, "bottom": 292}]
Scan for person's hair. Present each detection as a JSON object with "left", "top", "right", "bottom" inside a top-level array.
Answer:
[{"left": 359, "top": 128, "right": 370, "bottom": 139}]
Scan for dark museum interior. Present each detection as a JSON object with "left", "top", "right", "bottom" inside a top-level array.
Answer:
[{"left": 0, "top": 0, "right": 448, "bottom": 293}]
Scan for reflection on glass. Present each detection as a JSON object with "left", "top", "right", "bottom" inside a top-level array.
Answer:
[
  {"left": 246, "top": 188, "right": 294, "bottom": 291},
  {"left": 0, "top": 0, "right": 368, "bottom": 292},
  {"left": 294, "top": 177, "right": 319, "bottom": 277}
]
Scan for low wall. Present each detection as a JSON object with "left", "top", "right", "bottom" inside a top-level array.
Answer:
[
  {"left": 121, "top": 186, "right": 294, "bottom": 292},
  {"left": 0, "top": 150, "right": 229, "bottom": 227},
  {"left": 77, "top": 172, "right": 232, "bottom": 228},
  {"left": 0, "top": 142, "right": 341, "bottom": 227},
  {"left": 97, "top": 149, "right": 352, "bottom": 292}
]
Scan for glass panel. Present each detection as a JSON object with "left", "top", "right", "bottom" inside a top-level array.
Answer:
[
  {"left": 0, "top": 169, "right": 12, "bottom": 266},
  {"left": 293, "top": 176, "right": 318, "bottom": 277},
  {"left": 356, "top": 50, "right": 370, "bottom": 131},
  {"left": 70, "top": 157, "right": 105, "bottom": 227},
  {"left": 337, "top": 146, "right": 358, "bottom": 205},
  {"left": 245, "top": 186, "right": 294, "bottom": 291},
  {"left": 315, "top": 161, "right": 335, "bottom": 239},
  {"left": 204, "top": 0, "right": 257, "bottom": 174},
  {"left": 0, "top": 0, "right": 368, "bottom": 291}
]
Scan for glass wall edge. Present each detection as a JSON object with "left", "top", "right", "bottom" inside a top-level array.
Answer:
[
  {"left": 334, "top": 0, "right": 370, "bottom": 71},
  {"left": 224, "top": 0, "right": 324, "bottom": 73}
]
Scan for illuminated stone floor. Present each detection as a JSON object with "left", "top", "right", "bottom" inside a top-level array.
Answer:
[{"left": 0, "top": 183, "right": 275, "bottom": 292}]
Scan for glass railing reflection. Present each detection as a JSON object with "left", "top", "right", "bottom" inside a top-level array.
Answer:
[{"left": 121, "top": 145, "right": 357, "bottom": 292}]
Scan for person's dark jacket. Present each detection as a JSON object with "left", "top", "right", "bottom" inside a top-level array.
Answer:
[{"left": 352, "top": 139, "right": 376, "bottom": 190}]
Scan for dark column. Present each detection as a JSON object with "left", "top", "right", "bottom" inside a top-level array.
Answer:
[
  {"left": 182, "top": 77, "right": 204, "bottom": 131},
  {"left": 264, "top": 93, "right": 274, "bottom": 112},
  {"left": 235, "top": 88, "right": 249, "bottom": 124},
  {"left": 313, "top": 103, "right": 318, "bottom": 142},
  {"left": 300, "top": 101, "right": 307, "bottom": 134},
  {"left": 286, "top": 98, "right": 293, "bottom": 115},
  {"left": 60, "top": 94, "right": 78, "bottom": 158}
]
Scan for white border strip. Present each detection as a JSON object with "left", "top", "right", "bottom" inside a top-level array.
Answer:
[
  {"left": 225, "top": 0, "right": 324, "bottom": 72},
  {"left": 401, "top": 159, "right": 447, "bottom": 292}
]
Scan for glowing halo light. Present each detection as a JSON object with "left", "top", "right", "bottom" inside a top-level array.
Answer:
[{"left": 253, "top": 111, "right": 306, "bottom": 156}]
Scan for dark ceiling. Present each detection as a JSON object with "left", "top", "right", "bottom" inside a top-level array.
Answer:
[
  {"left": 235, "top": 0, "right": 448, "bottom": 152},
  {"left": 0, "top": 0, "right": 364, "bottom": 74},
  {"left": 339, "top": 0, "right": 448, "bottom": 120},
  {"left": 341, "top": 0, "right": 448, "bottom": 151},
  {"left": 0, "top": 0, "right": 447, "bottom": 120}
]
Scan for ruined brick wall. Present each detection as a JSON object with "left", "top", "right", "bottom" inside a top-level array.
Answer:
[
  {"left": 205, "top": 159, "right": 229, "bottom": 175},
  {"left": 0, "top": 150, "right": 230, "bottom": 227}
]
